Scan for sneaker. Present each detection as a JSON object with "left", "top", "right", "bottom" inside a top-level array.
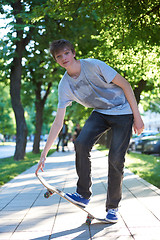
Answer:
[
  {"left": 65, "top": 192, "right": 90, "bottom": 208},
  {"left": 106, "top": 209, "right": 118, "bottom": 223}
]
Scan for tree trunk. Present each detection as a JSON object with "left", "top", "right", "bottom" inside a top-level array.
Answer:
[
  {"left": 97, "top": 129, "right": 112, "bottom": 148},
  {"left": 32, "top": 82, "right": 52, "bottom": 154},
  {"left": 9, "top": 0, "right": 33, "bottom": 160},
  {"left": 10, "top": 53, "right": 28, "bottom": 160},
  {"left": 134, "top": 79, "right": 147, "bottom": 104},
  {"left": 32, "top": 101, "right": 44, "bottom": 154},
  {"left": 10, "top": 2, "right": 27, "bottom": 160},
  {"left": 97, "top": 132, "right": 107, "bottom": 145}
]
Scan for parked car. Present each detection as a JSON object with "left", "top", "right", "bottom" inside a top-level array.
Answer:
[
  {"left": 129, "top": 130, "right": 159, "bottom": 151},
  {"left": 143, "top": 136, "right": 160, "bottom": 154},
  {"left": 135, "top": 136, "right": 153, "bottom": 152},
  {"left": 134, "top": 135, "right": 160, "bottom": 154}
]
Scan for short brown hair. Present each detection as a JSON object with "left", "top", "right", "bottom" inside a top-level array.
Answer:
[{"left": 50, "top": 39, "right": 75, "bottom": 60}]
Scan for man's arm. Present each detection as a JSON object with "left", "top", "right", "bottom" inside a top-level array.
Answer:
[
  {"left": 35, "top": 107, "right": 66, "bottom": 174},
  {"left": 112, "top": 73, "right": 144, "bottom": 135}
]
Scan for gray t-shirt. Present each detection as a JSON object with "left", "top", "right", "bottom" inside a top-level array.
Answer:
[{"left": 58, "top": 58, "right": 132, "bottom": 115}]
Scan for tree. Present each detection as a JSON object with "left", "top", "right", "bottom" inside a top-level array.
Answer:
[
  {"left": 0, "top": 83, "right": 16, "bottom": 138},
  {"left": 0, "top": 0, "right": 36, "bottom": 159},
  {"left": 22, "top": 48, "right": 56, "bottom": 153},
  {"left": 87, "top": 0, "right": 160, "bottom": 104},
  {"left": 1, "top": 0, "right": 159, "bottom": 156},
  {"left": 0, "top": 40, "right": 16, "bottom": 138},
  {"left": 20, "top": 0, "right": 102, "bottom": 153}
]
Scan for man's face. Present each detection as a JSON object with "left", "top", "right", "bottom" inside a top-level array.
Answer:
[{"left": 55, "top": 48, "right": 76, "bottom": 69}]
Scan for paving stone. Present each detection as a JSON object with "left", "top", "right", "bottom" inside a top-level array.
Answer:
[
  {"left": 129, "top": 227, "right": 160, "bottom": 240},
  {"left": 0, "top": 148, "right": 160, "bottom": 240},
  {"left": 0, "top": 231, "right": 13, "bottom": 240},
  {"left": 10, "top": 231, "right": 50, "bottom": 240}
]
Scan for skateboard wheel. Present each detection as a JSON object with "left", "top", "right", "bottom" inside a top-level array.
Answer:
[
  {"left": 44, "top": 190, "right": 54, "bottom": 198},
  {"left": 44, "top": 191, "right": 49, "bottom": 198},
  {"left": 44, "top": 191, "right": 50, "bottom": 198},
  {"left": 86, "top": 215, "right": 93, "bottom": 225},
  {"left": 86, "top": 218, "right": 92, "bottom": 225}
]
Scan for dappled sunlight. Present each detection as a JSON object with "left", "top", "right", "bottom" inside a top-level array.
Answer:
[
  {"left": 0, "top": 209, "right": 29, "bottom": 220},
  {"left": 50, "top": 225, "right": 90, "bottom": 239},
  {"left": 56, "top": 201, "right": 84, "bottom": 215},
  {"left": 1, "top": 149, "right": 160, "bottom": 239},
  {"left": 17, "top": 216, "right": 55, "bottom": 232},
  {"left": 91, "top": 193, "right": 106, "bottom": 202},
  {"left": 123, "top": 169, "right": 159, "bottom": 198},
  {"left": 51, "top": 230, "right": 88, "bottom": 239},
  {"left": 88, "top": 194, "right": 106, "bottom": 214}
]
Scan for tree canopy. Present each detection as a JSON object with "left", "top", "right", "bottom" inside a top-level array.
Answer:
[{"left": 0, "top": 0, "right": 159, "bottom": 157}]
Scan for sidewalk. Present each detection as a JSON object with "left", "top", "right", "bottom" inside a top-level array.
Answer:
[{"left": 0, "top": 149, "right": 160, "bottom": 240}]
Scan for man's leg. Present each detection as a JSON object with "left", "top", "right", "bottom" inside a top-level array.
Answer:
[
  {"left": 56, "top": 135, "right": 62, "bottom": 151},
  {"left": 106, "top": 114, "right": 133, "bottom": 210},
  {"left": 74, "top": 111, "right": 110, "bottom": 199},
  {"left": 62, "top": 134, "right": 65, "bottom": 152}
]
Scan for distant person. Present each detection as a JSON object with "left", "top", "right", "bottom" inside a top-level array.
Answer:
[
  {"left": 36, "top": 39, "right": 144, "bottom": 223},
  {"left": 72, "top": 124, "right": 81, "bottom": 144},
  {"left": 56, "top": 120, "right": 68, "bottom": 152},
  {"left": 64, "top": 132, "right": 72, "bottom": 151}
]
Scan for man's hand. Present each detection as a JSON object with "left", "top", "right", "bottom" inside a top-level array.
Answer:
[
  {"left": 35, "top": 108, "right": 66, "bottom": 176},
  {"left": 133, "top": 117, "right": 144, "bottom": 136},
  {"left": 35, "top": 155, "right": 46, "bottom": 175}
]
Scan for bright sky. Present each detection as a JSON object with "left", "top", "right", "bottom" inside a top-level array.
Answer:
[
  {"left": 0, "top": 14, "right": 11, "bottom": 39},
  {"left": 0, "top": 6, "right": 12, "bottom": 39}
]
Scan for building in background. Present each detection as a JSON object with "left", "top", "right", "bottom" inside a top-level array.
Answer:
[{"left": 142, "top": 111, "right": 160, "bottom": 132}]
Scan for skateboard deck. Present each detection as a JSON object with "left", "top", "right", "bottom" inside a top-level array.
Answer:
[{"left": 36, "top": 173, "right": 109, "bottom": 225}]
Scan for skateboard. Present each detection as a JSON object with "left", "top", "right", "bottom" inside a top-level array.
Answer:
[{"left": 36, "top": 173, "right": 109, "bottom": 225}]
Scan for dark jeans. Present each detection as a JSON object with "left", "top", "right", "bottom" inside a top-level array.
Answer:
[{"left": 74, "top": 111, "right": 133, "bottom": 210}]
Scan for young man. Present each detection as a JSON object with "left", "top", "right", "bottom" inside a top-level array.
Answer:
[{"left": 36, "top": 39, "right": 144, "bottom": 223}]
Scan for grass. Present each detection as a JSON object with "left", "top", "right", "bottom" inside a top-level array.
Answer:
[
  {"left": 1, "top": 143, "right": 160, "bottom": 189},
  {"left": 0, "top": 142, "right": 16, "bottom": 146},
  {"left": 96, "top": 144, "right": 160, "bottom": 189},
  {"left": 0, "top": 148, "right": 56, "bottom": 186},
  {"left": 125, "top": 152, "right": 160, "bottom": 188}
]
